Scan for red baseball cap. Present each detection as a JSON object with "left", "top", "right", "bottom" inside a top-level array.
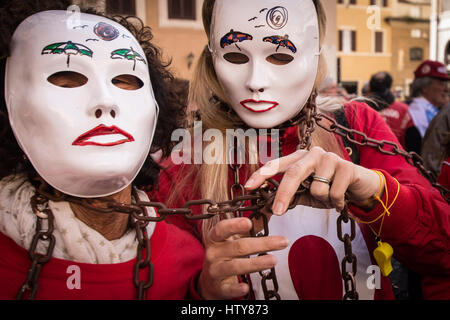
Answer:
[{"left": 414, "top": 60, "right": 450, "bottom": 80}]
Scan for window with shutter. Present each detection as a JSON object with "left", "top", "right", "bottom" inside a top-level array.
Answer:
[
  {"left": 410, "top": 47, "right": 423, "bottom": 61},
  {"left": 370, "top": 0, "right": 388, "bottom": 6},
  {"left": 339, "top": 29, "right": 356, "bottom": 53},
  {"left": 351, "top": 31, "right": 356, "bottom": 52},
  {"left": 168, "top": 0, "right": 196, "bottom": 20},
  {"left": 105, "top": 0, "right": 136, "bottom": 15},
  {"left": 375, "top": 31, "right": 383, "bottom": 53}
]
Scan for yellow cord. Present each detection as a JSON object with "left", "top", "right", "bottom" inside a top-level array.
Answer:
[{"left": 356, "top": 170, "right": 400, "bottom": 238}]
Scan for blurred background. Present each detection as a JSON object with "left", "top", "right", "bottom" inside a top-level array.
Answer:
[{"left": 72, "top": 0, "right": 450, "bottom": 99}]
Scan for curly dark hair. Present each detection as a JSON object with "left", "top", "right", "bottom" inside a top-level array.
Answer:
[{"left": 0, "top": 0, "right": 186, "bottom": 190}]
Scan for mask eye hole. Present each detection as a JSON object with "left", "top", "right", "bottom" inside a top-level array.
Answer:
[
  {"left": 223, "top": 52, "right": 249, "bottom": 64},
  {"left": 47, "top": 71, "right": 88, "bottom": 88},
  {"left": 112, "top": 74, "right": 144, "bottom": 90},
  {"left": 266, "top": 53, "right": 294, "bottom": 65}
]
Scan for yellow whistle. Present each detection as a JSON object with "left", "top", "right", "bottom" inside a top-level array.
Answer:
[{"left": 373, "top": 241, "right": 394, "bottom": 277}]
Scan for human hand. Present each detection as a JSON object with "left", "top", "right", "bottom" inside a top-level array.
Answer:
[
  {"left": 197, "top": 217, "right": 288, "bottom": 299},
  {"left": 244, "top": 147, "right": 382, "bottom": 214}
]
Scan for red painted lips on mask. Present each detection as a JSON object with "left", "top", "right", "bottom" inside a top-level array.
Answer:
[
  {"left": 72, "top": 124, "right": 134, "bottom": 146},
  {"left": 240, "top": 99, "right": 279, "bottom": 113}
]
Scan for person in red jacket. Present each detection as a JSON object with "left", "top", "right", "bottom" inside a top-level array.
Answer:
[
  {"left": 0, "top": 1, "right": 204, "bottom": 300},
  {"left": 364, "top": 71, "right": 412, "bottom": 149},
  {"left": 152, "top": 0, "right": 450, "bottom": 300}
]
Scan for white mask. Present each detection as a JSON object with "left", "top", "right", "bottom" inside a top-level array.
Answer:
[
  {"left": 5, "top": 11, "right": 159, "bottom": 197},
  {"left": 210, "top": 0, "right": 320, "bottom": 129}
]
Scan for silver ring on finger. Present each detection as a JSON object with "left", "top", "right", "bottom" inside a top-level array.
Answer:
[{"left": 312, "top": 175, "right": 332, "bottom": 185}]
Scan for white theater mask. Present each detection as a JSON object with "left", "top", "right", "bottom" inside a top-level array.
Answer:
[
  {"left": 210, "top": 0, "right": 320, "bottom": 128},
  {"left": 5, "top": 10, "right": 159, "bottom": 197}
]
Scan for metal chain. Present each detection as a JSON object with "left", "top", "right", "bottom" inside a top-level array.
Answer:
[
  {"left": 314, "top": 112, "right": 450, "bottom": 202},
  {"left": 130, "top": 187, "right": 154, "bottom": 300},
  {"left": 16, "top": 106, "right": 448, "bottom": 300},
  {"left": 250, "top": 247, "right": 280, "bottom": 299},
  {"left": 228, "top": 140, "right": 281, "bottom": 300},
  {"left": 297, "top": 92, "right": 317, "bottom": 150},
  {"left": 16, "top": 184, "right": 154, "bottom": 300},
  {"left": 245, "top": 182, "right": 281, "bottom": 300},
  {"left": 337, "top": 204, "right": 359, "bottom": 300},
  {"left": 299, "top": 100, "right": 359, "bottom": 300},
  {"left": 307, "top": 104, "right": 359, "bottom": 300},
  {"left": 16, "top": 193, "right": 56, "bottom": 300}
]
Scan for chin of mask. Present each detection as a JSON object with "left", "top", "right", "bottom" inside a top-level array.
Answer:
[
  {"left": 5, "top": 10, "right": 159, "bottom": 198},
  {"left": 210, "top": 0, "right": 320, "bottom": 129}
]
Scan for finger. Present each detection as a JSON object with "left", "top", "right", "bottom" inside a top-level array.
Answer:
[
  {"left": 210, "top": 254, "right": 278, "bottom": 280},
  {"left": 271, "top": 148, "right": 325, "bottom": 215},
  {"left": 329, "top": 161, "right": 354, "bottom": 211},
  {"left": 208, "top": 235, "right": 288, "bottom": 260},
  {"left": 198, "top": 270, "right": 248, "bottom": 299},
  {"left": 309, "top": 153, "right": 338, "bottom": 204},
  {"left": 244, "top": 149, "right": 308, "bottom": 190},
  {"left": 207, "top": 218, "right": 252, "bottom": 244},
  {"left": 218, "top": 281, "right": 250, "bottom": 299}
]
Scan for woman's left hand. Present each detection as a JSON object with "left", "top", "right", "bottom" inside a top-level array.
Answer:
[{"left": 244, "top": 146, "right": 382, "bottom": 214}]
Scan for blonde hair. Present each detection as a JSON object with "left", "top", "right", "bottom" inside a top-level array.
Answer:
[{"left": 179, "top": 0, "right": 344, "bottom": 241}]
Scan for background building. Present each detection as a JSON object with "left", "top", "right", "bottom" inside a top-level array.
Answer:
[
  {"left": 336, "top": 0, "right": 433, "bottom": 98},
  {"left": 145, "top": 0, "right": 206, "bottom": 80},
  {"left": 387, "top": 0, "right": 431, "bottom": 99},
  {"left": 430, "top": 0, "right": 450, "bottom": 68},
  {"left": 146, "top": 0, "right": 338, "bottom": 82},
  {"left": 73, "top": 0, "right": 437, "bottom": 99},
  {"left": 75, "top": 0, "right": 337, "bottom": 82},
  {"left": 337, "top": 0, "right": 393, "bottom": 95},
  {"left": 74, "top": 0, "right": 204, "bottom": 80}
]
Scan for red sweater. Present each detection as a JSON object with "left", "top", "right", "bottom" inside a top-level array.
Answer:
[
  {"left": 152, "top": 102, "right": 450, "bottom": 300},
  {"left": 0, "top": 220, "right": 204, "bottom": 300}
]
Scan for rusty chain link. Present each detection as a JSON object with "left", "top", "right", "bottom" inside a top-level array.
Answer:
[
  {"left": 17, "top": 184, "right": 155, "bottom": 300},
  {"left": 337, "top": 204, "right": 359, "bottom": 300},
  {"left": 314, "top": 112, "right": 450, "bottom": 202},
  {"left": 296, "top": 100, "right": 358, "bottom": 300},
  {"left": 246, "top": 181, "right": 280, "bottom": 300},
  {"left": 17, "top": 107, "right": 448, "bottom": 300},
  {"left": 227, "top": 140, "right": 282, "bottom": 300},
  {"left": 16, "top": 193, "right": 56, "bottom": 299},
  {"left": 130, "top": 188, "right": 154, "bottom": 300}
]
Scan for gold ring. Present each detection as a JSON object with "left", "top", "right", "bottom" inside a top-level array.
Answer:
[{"left": 312, "top": 175, "right": 331, "bottom": 185}]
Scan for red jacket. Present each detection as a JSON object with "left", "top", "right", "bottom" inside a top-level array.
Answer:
[
  {"left": 152, "top": 102, "right": 450, "bottom": 300},
  {"left": 379, "top": 101, "right": 413, "bottom": 149},
  {"left": 0, "top": 219, "right": 204, "bottom": 300},
  {"left": 438, "top": 158, "right": 450, "bottom": 190}
]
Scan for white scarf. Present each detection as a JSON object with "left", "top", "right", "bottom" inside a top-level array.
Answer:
[
  {"left": 408, "top": 97, "right": 439, "bottom": 137},
  {"left": 0, "top": 174, "right": 156, "bottom": 264}
]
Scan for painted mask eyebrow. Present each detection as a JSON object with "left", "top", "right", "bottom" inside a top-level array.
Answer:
[
  {"left": 220, "top": 29, "right": 253, "bottom": 51},
  {"left": 41, "top": 41, "right": 93, "bottom": 68},
  {"left": 111, "top": 47, "right": 146, "bottom": 71},
  {"left": 263, "top": 35, "right": 297, "bottom": 54}
]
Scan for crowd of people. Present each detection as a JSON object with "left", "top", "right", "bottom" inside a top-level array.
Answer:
[
  {"left": 318, "top": 61, "right": 450, "bottom": 300},
  {"left": 0, "top": 0, "right": 448, "bottom": 301},
  {"left": 319, "top": 61, "right": 450, "bottom": 192}
]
